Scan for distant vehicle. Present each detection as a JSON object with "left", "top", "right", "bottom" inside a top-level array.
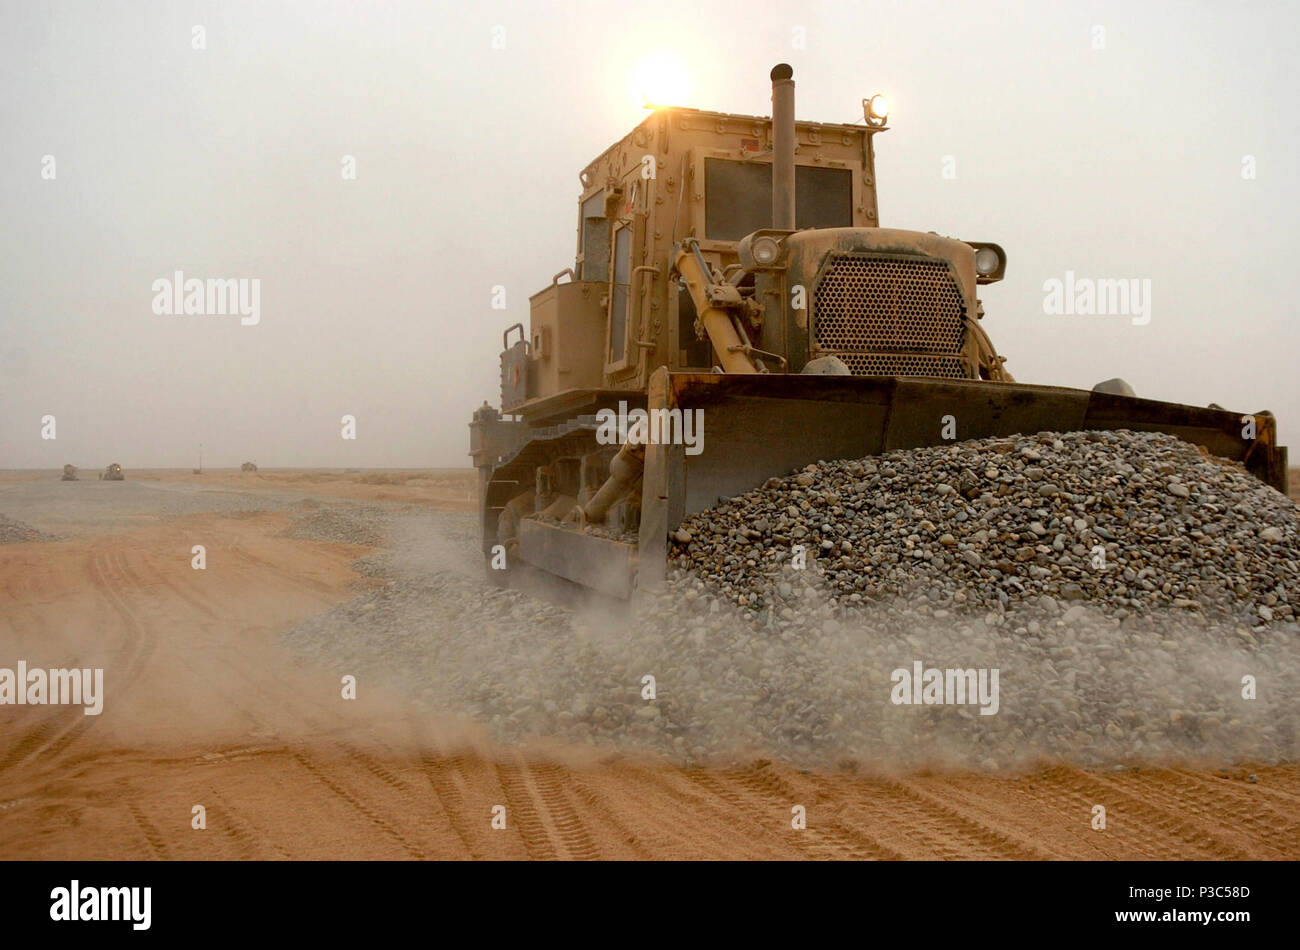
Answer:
[
  {"left": 61, "top": 464, "right": 78, "bottom": 481},
  {"left": 241, "top": 461, "right": 258, "bottom": 472},
  {"left": 99, "top": 463, "right": 124, "bottom": 481}
]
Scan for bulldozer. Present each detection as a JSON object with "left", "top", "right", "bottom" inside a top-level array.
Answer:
[
  {"left": 469, "top": 65, "right": 1288, "bottom": 599},
  {"left": 99, "top": 463, "right": 124, "bottom": 481}
]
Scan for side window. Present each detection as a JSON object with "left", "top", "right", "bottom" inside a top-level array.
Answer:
[
  {"left": 608, "top": 223, "right": 632, "bottom": 365},
  {"left": 580, "top": 192, "right": 609, "bottom": 281}
]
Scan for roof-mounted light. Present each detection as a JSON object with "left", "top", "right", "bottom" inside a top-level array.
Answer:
[{"left": 864, "top": 94, "right": 889, "bottom": 127}]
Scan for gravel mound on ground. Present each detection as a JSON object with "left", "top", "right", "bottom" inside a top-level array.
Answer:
[
  {"left": 280, "top": 505, "right": 389, "bottom": 546},
  {"left": 0, "top": 513, "right": 56, "bottom": 544},
  {"left": 285, "top": 498, "right": 1300, "bottom": 772},
  {"left": 669, "top": 430, "right": 1298, "bottom": 630}
]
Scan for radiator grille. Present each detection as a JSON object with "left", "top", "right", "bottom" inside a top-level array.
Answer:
[
  {"left": 811, "top": 254, "right": 969, "bottom": 378},
  {"left": 835, "top": 353, "right": 970, "bottom": 377}
]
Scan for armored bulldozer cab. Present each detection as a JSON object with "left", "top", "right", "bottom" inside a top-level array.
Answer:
[{"left": 497, "top": 69, "right": 1010, "bottom": 427}]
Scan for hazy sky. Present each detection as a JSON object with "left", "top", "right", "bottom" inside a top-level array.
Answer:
[{"left": 2, "top": 0, "right": 1297, "bottom": 468}]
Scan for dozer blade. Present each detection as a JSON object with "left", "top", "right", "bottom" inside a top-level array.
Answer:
[
  {"left": 517, "top": 519, "right": 637, "bottom": 599},
  {"left": 634, "top": 369, "right": 1287, "bottom": 594}
]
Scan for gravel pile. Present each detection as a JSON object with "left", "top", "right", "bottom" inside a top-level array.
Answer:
[
  {"left": 280, "top": 504, "right": 389, "bottom": 546},
  {"left": 0, "top": 513, "right": 55, "bottom": 544},
  {"left": 670, "top": 430, "right": 1299, "bottom": 630},
  {"left": 285, "top": 495, "right": 1300, "bottom": 772}
]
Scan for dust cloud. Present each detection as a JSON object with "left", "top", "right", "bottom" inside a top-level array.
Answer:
[{"left": 283, "top": 507, "right": 1300, "bottom": 773}]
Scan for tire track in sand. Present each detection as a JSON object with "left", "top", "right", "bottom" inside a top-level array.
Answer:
[
  {"left": 194, "top": 648, "right": 460, "bottom": 858},
  {"left": 741, "top": 762, "right": 905, "bottom": 860},
  {"left": 1120, "top": 768, "right": 1297, "bottom": 856},
  {"left": 44, "top": 552, "right": 157, "bottom": 767},
  {"left": 1034, "top": 766, "right": 1252, "bottom": 859},
  {"left": 125, "top": 797, "right": 169, "bottom": 858},
  {"left": 794, "top": 772, "right": 1045, "bottom": 859},
  {"left": 493, "top": 756, "right": 600, "bottom": 860},
  {"left": 929, "top": 770, "right": 1119, "bottom": 859},
  {"left": 406, "top": 719, "right": 525, "bottom": 860},
  {"left": 612, "top": 764, "right": 797, "bottom": 858},
  {"left": 204, "top": 787, "right": 292, "bottom": 859},
  {"left": 289, "top": 751, "right": 424, "bottom": 859},
  {"left": 564, "top": 774, "right": 655, "bottom": 859},
  {"left": 0, "top": 550, "right": 151, "bottom": 776}
]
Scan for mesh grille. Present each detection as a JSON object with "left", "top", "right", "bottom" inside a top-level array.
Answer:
[
  {"left": 834, "top": 353, "right": 970, "bottom": 378},
  {"left": 811, "top": 255, "right": 968, "bottom": 376}
]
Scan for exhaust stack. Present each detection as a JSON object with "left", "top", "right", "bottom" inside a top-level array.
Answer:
[{"left": 771, "top": 63, "right": 795, "bottom": 230}]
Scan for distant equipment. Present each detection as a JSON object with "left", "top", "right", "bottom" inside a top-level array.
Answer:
[
  {"left": 241, "top": 461, "right": 258, "bottom": 472},
  {"left": 99, "top": 463, "right": 124, "bottom": 481},
  {"left": 61, "top": 464, "right": 78, "bottom": 481}
]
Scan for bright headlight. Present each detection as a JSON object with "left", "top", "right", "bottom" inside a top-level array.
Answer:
[
  {"left": 975, "top": 246, "right": 1000, "bottom": 276},
  {"left": 863, "top": 94, "right": 890, "bottom": 127}
]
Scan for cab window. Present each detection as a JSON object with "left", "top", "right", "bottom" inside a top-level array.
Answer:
[
  {"left": 608, "top": 223, "right": 632, "bottom": 364},
  {"left": 579, "top": 192, "right": 609, "bottom": 281},
  {"left": 704, "top": 158, "right": 852, "bottom": 240}
]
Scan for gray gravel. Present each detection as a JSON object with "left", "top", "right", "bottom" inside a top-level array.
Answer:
[
  {"left": 0, "top": 478, "right": 296, "bottom": 538},
  {"left": 280, "top": 502, "right": 391, "bottom": 546},
  {"left": 0, "top": 513, "right": 55, "bottom": 544},
  {"left": 670, "top": 430, "right": 1299, "bottom": 630},
  {"left": 283, "top": 442, "right": 1300, "bottom": 771}
]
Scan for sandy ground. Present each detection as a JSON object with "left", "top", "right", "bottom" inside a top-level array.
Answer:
[
  {"left": 1, "top": 471, "right": 1298, "bottom": 859},
  {"left": 139, "top": 468, "right": 478, "bottom": 510},
  {"left": 0, "top": 468, "right": 478, "bottom": 511}
]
